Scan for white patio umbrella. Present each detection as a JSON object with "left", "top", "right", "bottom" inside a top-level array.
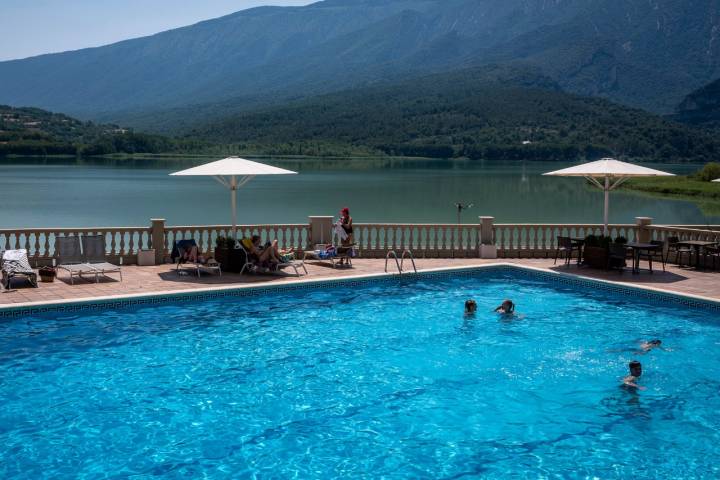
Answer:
[
  {"left": 170, "top": 157, "right": 297, "bottom": 239},
  {"left": 713, "top": 178, "right": 720, "bottom": 182},
  {"left": 543, "top": 158, "right": 674, "bottom": 235}
]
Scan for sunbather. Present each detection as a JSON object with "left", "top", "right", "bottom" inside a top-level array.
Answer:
[
  {"left": 181, "top": 244, "right": 199, "bottom": 263},
  {"left": 241, "top": 236, "right": 293, "bottom": 266}
]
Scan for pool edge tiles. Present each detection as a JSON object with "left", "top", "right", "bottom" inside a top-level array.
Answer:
[{"left": 1, "top": 263, "right": 720, "bottom": 319}]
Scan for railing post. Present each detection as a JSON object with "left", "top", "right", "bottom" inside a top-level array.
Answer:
[
  {"left": 150, "top": 218, "right": 166, "bottom": 264},
  {"left": 308, "top": 216, "right": 334, "bottom": 248},
  {"left": 636, "top": 217, "right": 653, "bottom": 243},
  {"left": 479, "top": 216, "right": 497, "bottom": 259}
]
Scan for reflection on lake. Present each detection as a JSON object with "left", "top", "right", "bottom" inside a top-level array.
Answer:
[{"left": 0, "top": 156, "right": 716, "bottom": 228}]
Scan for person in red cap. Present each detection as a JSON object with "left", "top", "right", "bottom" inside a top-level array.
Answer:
[{"left": 339, "top": 207, "right": 354, "bottom": 265}]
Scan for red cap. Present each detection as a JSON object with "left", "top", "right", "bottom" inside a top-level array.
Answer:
[{"left": 341, "top": 207, "right": 350, "bottom": 214}]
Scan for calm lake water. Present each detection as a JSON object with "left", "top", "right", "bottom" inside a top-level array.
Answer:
[{"left": 0, "top": 157, "right": 715, "bottom": 228}]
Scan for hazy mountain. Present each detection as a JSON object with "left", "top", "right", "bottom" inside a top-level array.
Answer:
[
  {"left": 1, "top": 0, "right": 719, "bottom": 122},
  {"left": 673, "top": 78, "right": 720, "bottom": 127}
]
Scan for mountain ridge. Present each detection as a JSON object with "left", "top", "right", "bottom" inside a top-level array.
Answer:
[{"left": 1, "top": 0, "right": 719, "bottom": 123}]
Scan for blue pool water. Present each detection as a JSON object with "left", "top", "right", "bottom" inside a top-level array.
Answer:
[{"left": 1, "top": 270, "right": 719, "bottom": 478}]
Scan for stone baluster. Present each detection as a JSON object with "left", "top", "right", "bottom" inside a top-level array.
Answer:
[
  {"left": 479, "top": 216, "right": 496, "bottom": 259},
  {"left": 636, "top": 217, "right": 653, "bottom": 243}
]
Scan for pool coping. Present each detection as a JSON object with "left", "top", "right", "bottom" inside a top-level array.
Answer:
[{"left": 2, "top": 262, "right": 720, "bottom": 318}]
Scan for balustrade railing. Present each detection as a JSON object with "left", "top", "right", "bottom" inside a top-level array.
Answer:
[
  {"left": 0, "top": 227, "right": 151, "bottom": 264},
  {"left": 353, "top": 223, "right": 480, "bottom": 257},
  {"left": 163, "top": 224, "right": 310, "bottom": 257},
  {"left": 649, "top": 226, "right": 720, "bottom": 243},
  {"left": 494, "top": 224, "right": 638, "bottom": 257},
  {"left": 2, "top": 219, "right": 718, "bottom": 265}
]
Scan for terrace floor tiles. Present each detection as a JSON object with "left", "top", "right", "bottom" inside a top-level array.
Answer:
[{"left": 2, "top": 259, "right": 720, "bottom": 308}]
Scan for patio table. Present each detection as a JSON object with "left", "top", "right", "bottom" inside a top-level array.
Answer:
[
  {"left": 676, "top": 240, "right": 718, "bottom": 269},
  {"left": 626, "top": 242, "right": 660, "bottom": 274},
  {"left": 570, "top": 237, "right": 585, "bottom": 264}
]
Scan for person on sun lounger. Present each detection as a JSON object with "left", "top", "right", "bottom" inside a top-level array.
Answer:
[
  {"left": 241, "top": 236, "right": 293, "bottom": 266},
  {"left": 180, "top": 243, "right": 199, "bottom": 263}
]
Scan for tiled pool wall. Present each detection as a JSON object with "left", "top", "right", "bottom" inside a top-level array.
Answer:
[{"left": 2, "top": 264, "right": 719, "bottom": 319}]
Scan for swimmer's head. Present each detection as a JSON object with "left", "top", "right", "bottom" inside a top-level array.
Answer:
[
  {"left": 648, "top": 339, "right": 662, "bottom": 346},
  {"left": 501, "top": 299, "right": 514, "bottom": 313},
  {"left": 465, "top": 299, "right": 477, "bottom": 314},
  {"left": 629, "top": 360, "right": 642, "bottom": 377}
]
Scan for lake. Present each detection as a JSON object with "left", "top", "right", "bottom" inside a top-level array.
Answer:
[{"left": 0, "top": 157, "right": 716, "bottom": 228}]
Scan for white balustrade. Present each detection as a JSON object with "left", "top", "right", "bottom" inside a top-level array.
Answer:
[
  {"left": 0, "top": 227, "right": 151, "bottom": 264},
  {"left": 4, "top": 220, "right": 719, "bottom": 264},
  {"left": 163, "top": 224, "right": 310, "bottom": 257},
  {"left": 493, "top": 224, "right": 637, "bottom": 257}
]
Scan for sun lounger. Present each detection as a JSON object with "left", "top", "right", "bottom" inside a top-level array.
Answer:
[
  {"left": 171, "top": 239, "right": 221, "bottom": 277},
  {"left": 81, "top": 235, "right": 123, "bottom": 282},
  {"left": 239, "top": 241, "right": 307, "bottom": 277},
  {"left": 303, "top": 242, "right": 357, "bottom": 268},
  {"left": 1, "top": 249, "right": 38, "bottom": 290},
  {"left": 55, "top": 236, "right": 97, "bottom": 284}
]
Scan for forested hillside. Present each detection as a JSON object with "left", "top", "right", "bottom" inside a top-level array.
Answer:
[
  {"left": 673, "top": 78, "right": 720, "bottom": 128},
  {"left": 0, "top": 106, "right": 202, "bottom": 156},
  {"left": 190, "top": 69, "right": 720, "bottom": 162}
]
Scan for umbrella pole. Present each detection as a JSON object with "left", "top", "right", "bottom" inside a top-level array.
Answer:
[
  {"left": 603, "top": 175, "right": 610, "bottom": 236},
  {"left": 231, "top": 175, "right": 237, "bottom": 240}
]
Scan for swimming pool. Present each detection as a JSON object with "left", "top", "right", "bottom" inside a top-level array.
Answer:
[{"left": 1, "top": 268, "right": 719, "bottom": 478}]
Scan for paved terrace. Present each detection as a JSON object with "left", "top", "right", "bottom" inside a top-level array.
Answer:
[{"left": 2, "top": 259, "right": 720, "bottom": 308}]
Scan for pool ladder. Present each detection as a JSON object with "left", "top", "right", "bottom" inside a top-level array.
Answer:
[{"left": 385, "top": 249, "right": 417, "bottom": 274}]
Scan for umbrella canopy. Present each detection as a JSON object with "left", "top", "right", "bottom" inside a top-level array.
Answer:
[
  {"left": 544, "top": 158, "right": 674, "bottom": 235},
  {"left": 713, "top": 179, "right": 720, "bottom": 182},
  {"left": 170, "top": 157, "right": 297, "bottom": 238}
]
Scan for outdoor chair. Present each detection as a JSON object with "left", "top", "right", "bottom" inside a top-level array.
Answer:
[
  {"left": 667, "top": 236, "right": 693, "bottom": 267},
  {"left": 637, "top": 240, "right": 666, "bottom": 272},
  {"left": 81, "top": 235, "right": 123, "bottom": 282},
  {"left": 55, "top": 236, "right": 97, "bottom": 284},
  {"left": 607, "top": 243, "right": 627, "bottom": 272},
  {"left": 703, "top": 245, "right": 720, "bottom": 270},
  {"left": 554, "top": 236, "right": 580, "bottom": 266},
  {"left": 172, "top": 239, "right": 221, "bottom": 277},
  {"left": 1, "top": 249, "right": 38, "bottom": 290}
]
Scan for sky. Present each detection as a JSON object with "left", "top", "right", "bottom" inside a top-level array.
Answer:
[{"left": 0, "top": 0, "right": 315, "bottom": 61}]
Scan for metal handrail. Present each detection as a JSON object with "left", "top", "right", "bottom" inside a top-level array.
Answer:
[
  {"left": 385, "top": 250, "right": 402, "bottom": 273},
  {"left": 400, "top": 249, "right": 417, "bottom": 273}
]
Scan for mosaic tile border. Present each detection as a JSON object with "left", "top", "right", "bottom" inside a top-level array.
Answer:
[{"left": 2, "top": 264, "right": 719, "bottom": 319}]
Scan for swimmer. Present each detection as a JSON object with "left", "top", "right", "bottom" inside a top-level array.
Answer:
[
  {"left": 464, "top": 299, "right": 477, "bottom": 315},
  {"left": 622, "top": 360, "right": 646, "bottom": 391},
  {"left": 494, "top": 299, "right": 515, "bottom": 314},
  {"left": 639, "top": 339, "right": 662, "bottom": 353}
]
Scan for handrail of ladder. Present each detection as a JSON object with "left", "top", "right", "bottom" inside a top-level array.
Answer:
[
  {"left": 400, "top": 249, "right": 417, "bottom": 273},
  {"left": 385, "top": 250, "right": 402, "bottom": 273}
]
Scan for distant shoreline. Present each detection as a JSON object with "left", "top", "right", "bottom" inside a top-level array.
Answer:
[{"left": 623, "top": 176, "right": 720, "bottom": 216}]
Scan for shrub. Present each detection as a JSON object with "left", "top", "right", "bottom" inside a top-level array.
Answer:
[{"left": 692, "top": 162, "right": 720, "bottom": 182}]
